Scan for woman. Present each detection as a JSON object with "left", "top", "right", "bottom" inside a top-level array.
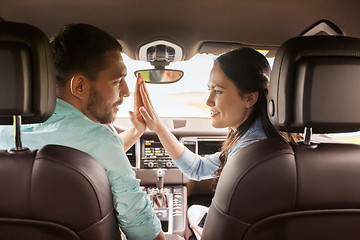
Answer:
[{"left": 137, "top": 47, "right": 281, "bottom": 238}]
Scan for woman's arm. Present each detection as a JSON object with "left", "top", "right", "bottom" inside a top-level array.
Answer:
[{"left": 138, "top": 76, "right": 185, "bottom": 160}]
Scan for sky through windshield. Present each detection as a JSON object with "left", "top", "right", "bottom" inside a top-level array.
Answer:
[{"left": 118, "top": 53, "right": 274, "bottom": 118}]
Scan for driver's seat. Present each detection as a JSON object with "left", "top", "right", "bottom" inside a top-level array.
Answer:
[{"left": 0, "top": 21, "right": 120, "bottom": 240}]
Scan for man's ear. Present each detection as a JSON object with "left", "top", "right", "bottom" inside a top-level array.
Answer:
[
  {"left": 69, "top": 74, "right": 90, "bottom": 99},
  {"left": 245, "top": 91, "right": 259, "bottom": 109}
]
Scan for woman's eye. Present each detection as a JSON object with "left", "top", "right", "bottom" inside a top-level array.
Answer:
[{"left": 208, "top": 87, "right": 222, "bottom": 94}]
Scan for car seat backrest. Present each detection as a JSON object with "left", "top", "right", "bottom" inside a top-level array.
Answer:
[
  {"left": 0, "top": 21, "right": 120, "bottom": 240},
  {"left": 0, "top": 21, "right": 55, "bottom": 125},
  {"left": 268, "top": 35, "right": 360, "bottom": 133},
  {"left": 202, "top": 36, "right": 360, "bottom": 240}
]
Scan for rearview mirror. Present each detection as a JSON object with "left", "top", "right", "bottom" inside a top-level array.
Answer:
[{"left": 134, "top": 69, "right": 184, "bottom": 84}]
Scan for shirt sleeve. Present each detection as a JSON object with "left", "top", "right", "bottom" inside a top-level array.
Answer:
[
  {"left": 174, "top": 147, "right": 221, "bottom": 181},
  {"left": 98, "top": 135, "right": 161, "bottom": 240}
]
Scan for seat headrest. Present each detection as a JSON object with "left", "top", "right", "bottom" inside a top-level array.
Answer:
[
  {"left": 268, "top": 35, "right": 360, "bottom": 133},
  {"left": 0, "top": 21, "right": 56, "bottom": 125}
]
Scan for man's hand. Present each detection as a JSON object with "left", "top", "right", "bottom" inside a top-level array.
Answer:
[
  {"left": 118, "top": 74, "right": 147, "bottom": 151},
  {"left": 128, "top": 110, "right": 146, "bottom": 134},
  {"left": 138, "top": 75, "right": 166, "bottom": 133},
  {"left": 134, "top": 73, "right": 146, "bottom": 123},
  {"left": 128, "top": 73, "right": 147, "bottom": 135}
]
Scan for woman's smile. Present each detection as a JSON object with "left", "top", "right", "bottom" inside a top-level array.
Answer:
[{"left": 210, "top": 110, "right": 220, "bottom": 118}]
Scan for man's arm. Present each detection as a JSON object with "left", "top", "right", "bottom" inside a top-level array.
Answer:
[
  {"left": 154, "top": 230, "right": 166, "bottom": 240},
  {"left": 101, "top": 135, "right": 163, "bottom": 240},
  {"left": 119, "top": 126, "right": 143, "bottom": 152}
]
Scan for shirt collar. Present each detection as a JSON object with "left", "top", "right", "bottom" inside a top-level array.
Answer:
[
  {"left": 229, "top": 117, "right": 264, "bottom": 151},
  {"left": 54, "top": 98, "right": 87, "bottom": 117},
  {"left": 239, "top": 117, "right": 263, "bottom": 141}
]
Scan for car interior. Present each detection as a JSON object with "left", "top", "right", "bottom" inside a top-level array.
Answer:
[{"left": 1, "top": 1, "right": 360, "bottom": 240}]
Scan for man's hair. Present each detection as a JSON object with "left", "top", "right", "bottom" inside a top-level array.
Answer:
[{"left": 50, "top": 24, "right": 123, "bottom": 91}]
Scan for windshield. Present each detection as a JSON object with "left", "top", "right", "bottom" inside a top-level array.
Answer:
[
  {"left": 119, "top": 53, "right": 274, "bottom": 118},
  {"left": 118, "top": 53, "right": 360, "bottom": 144}
]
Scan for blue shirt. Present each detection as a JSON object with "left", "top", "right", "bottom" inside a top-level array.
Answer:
[
  {"left": 174, "top": 117, "right": 267, "bottom": 181},
  {"left": 0, "top": 98, "right": 161, "bottom": 240}
]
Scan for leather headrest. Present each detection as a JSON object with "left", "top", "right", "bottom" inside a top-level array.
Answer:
[
  {"left": 268, "top": 35, "right": 360, "bottom": 133},
  {"left": 0, "top": 21, "right": 56, "bottom": 125}
]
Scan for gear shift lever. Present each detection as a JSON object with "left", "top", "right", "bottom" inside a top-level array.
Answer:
[
  {"left": 151, "top": 168, "right": 168, "bottom": 209},
  {"left": 155, "top": 168, "right": 166, "bottom": 193}
]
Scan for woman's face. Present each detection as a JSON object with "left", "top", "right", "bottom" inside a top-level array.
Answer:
[{"left": 206, "top": 63, "right": 255, "bottom": 130}]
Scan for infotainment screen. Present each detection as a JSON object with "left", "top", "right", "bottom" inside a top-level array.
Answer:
[
  {"left": 198, "top": 140, "right": 223, "bottom": 155},
  {"left": 181, "top": 136, "right": 225, "bottom": 156},
  {"left": 143, "top": 139, "right": 170, "bottom": 159},
  {"left": 141, "top": 138, "right": 176, "bottom": 168}
]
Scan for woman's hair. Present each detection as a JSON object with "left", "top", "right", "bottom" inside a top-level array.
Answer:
[{"left": 213, "top": 47, "right": 280, "bottom": 188}]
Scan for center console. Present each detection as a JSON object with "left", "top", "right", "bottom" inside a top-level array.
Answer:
[
  {"left": 145, "top": 185, "right": 187, "bottom": 235},
  {"left": 137, "top": 137, "right": 187, "bottom": 235},
  {"left": 133, "top": 135, "right": 224, "bottom": 236}
]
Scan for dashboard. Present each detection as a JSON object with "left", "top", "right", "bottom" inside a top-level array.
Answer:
[
  {"left": 117, "top": 117, "right": 228, "bottom": 170},
  {"left": 126, "top": 135, "right": 226, "bottom": 169}
]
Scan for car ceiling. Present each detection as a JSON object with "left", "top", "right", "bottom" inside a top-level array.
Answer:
[{"left": 1, "top": 0, "right": 360, "bottom": 60}]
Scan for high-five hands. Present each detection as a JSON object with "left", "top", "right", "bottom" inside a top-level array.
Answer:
[
  {"left": 136, "top": 73, "right": 185, "bottom": 161},
  {"left": 128, "top": 73, "right": 147, "bottom": 134},
  {"left": 137, "top": 74, "right": 166, "bottom": 134}
]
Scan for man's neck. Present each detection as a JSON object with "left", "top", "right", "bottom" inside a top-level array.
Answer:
[{"left": 57, "top": 95, "right": 96, "bottom": 123}]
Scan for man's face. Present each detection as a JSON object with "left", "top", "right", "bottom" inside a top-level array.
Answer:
[{"left": 86, "top": 50, "right": 129, "bottom": 124}]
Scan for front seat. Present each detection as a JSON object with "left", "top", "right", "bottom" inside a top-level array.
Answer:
[
  {"left": 201, "top": 35, "right": 360, "bottom": 240},
  {"left": 0, "top": 21, "right": 120, "bottom": 240}
]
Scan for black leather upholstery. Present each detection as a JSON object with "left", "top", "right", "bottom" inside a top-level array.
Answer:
[
  {"left": 202, "top": 138, "right": 360, "bottom": 240},
  {"left": 0, "top": 21, "right": 120, "bottom": 240},
  {"left": 202, "top": 36, "right": 360, "bottom": 240},
  {"left": 0, "top": 145, "right": 120, "bottom": 240},
  {"left": 268, "top": 35, "right": 360, "bottom": 133}
]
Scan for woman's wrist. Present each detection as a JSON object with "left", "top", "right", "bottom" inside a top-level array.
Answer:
[{"left": 154, "top": 123, "right": 168, "bottom": 136}]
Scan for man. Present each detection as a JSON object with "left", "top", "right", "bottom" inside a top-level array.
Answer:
[{"left": 0, "top": 24, "right": 165, "bottom": 240}]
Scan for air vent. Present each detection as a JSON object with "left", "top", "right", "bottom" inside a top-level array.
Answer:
[{"left": 126, "top": 145, "right": 136, "bottom": 167}]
